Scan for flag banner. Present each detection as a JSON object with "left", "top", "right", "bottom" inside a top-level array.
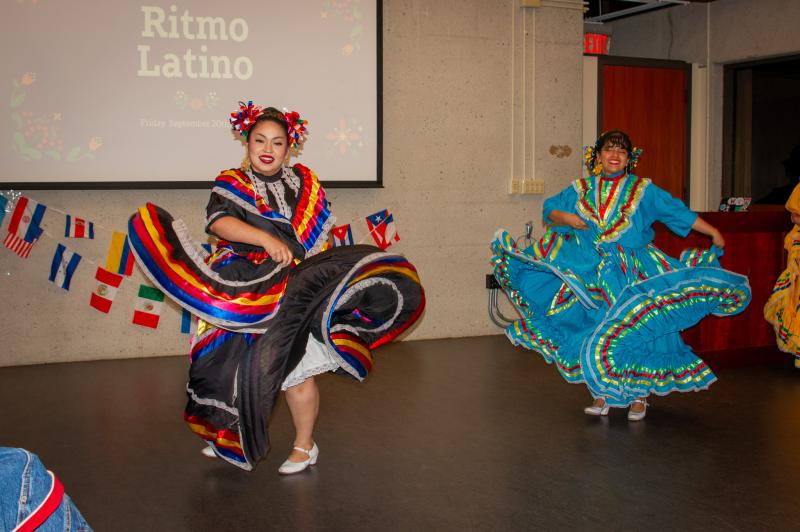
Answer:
[
  {"left": 365, "top": 209, "right": 400, "bottom": 250},
  {"left": 106, "top": 231, "right": 135, "bottom": 276},
  {"left": 181, "top": 308, "right": 192, "bottom": 334},
  {"left": 331, "top": 224, "right": 354, "bottom": 247},
  {"left": 4, "top": 196, "right": 46, "bottom": 258},
  {"left": 48, "top": 244, "right": 82, "bottom": 291},
  {"left": 64, "top": 215, "right": 95, "bottom": 239},
  {"left": 0, "top": 196, "right": 7, "bottom": 229},
  {"left": 133, "top": 284, "right": 165, "bottom": 329},
  {"left": 90, "top": 267, "right": 124, "bottom": 314}
]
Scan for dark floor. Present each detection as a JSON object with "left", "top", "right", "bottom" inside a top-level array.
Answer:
[{"left": 1, "top": 336, "right": 799, "bottom": 531}]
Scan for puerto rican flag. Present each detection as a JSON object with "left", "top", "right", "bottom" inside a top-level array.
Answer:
[
  {"left": 4, "top": 196, "right": 46, "bottom": 258},
  {"left": 64, "top": 215, "right": 94, "bottom": 239},
  {"left": 331, "top": 224, "right": 354, "bottom": 247},
  {"left": 48, "top": 244, "right": 82, "bottom": 291},
  {"left": 365, "top": 209, "right": 400, "bottom": 250}
]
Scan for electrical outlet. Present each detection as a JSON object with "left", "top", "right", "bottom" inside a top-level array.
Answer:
[
  {"left": 523, "top": 179, "right": 545, "bottom": 195},
  {"left": 509, "top": 179, "right": 522, "bottom": 195},
  {"left": 486, "top": 274, "right": 500, "bottom": 289}
]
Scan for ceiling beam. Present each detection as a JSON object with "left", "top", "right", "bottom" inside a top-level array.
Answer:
[{"left": 585, "top": 0, "right": 690, "bottom": 24}]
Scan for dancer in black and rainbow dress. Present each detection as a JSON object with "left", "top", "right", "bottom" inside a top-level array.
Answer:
[{"left": 129, "top": 102, "right": 424, "bottom": 472}]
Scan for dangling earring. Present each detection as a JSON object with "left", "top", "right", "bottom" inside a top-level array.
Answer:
[{"left": 240, "top": 148, "right": 251, "bottom": 172}]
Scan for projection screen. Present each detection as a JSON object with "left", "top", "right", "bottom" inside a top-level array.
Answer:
[{"left": 1, "top": 1, "right": 381, "bottom": 188}]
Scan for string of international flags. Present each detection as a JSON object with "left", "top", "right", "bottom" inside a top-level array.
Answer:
[{"left": 0, "top": 191, "right": 402, "bottom": 333}]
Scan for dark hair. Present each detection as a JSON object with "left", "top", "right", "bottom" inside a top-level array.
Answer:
[
  {"left": 597, "top": 129, "right": 632, "bottom": 154},
  {"left": 249, "top": 107, "right": 289, "bottom": 142}
]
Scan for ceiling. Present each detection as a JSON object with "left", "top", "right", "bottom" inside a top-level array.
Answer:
[{"left": 584, "top": 0, "right": 717, "bottom": 24}]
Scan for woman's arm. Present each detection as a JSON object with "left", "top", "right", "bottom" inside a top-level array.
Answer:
[
  {"left": 691, "top": 217, "right": 725, "bottom": 248},
  {"left": 209, "top": 216, "right": 294, "bottom": 266},
  {"left": 548, "top": 209, "right": 588, "bottom": 230}
]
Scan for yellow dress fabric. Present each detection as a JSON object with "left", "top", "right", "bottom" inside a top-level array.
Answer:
[{"left": 764, "top": 182, "right": 800, "bottom": 368}]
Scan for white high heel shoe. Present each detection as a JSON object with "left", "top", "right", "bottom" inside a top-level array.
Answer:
[
  {"left": 627, "top": 399, "right": 648, "bottom": 421},
  {"left": 584, "top": 398, "right": 610, "bottom": 416},
  {"left": 278, "top": 443, "right": 319, "bottom": 475}
]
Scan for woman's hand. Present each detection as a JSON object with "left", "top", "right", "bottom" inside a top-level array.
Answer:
[
  {"left": 565, "top": 213, "right": 588, "bottom": 230},
  {"left": 259, "top": 233, "right": 293, "bottom": 267},
  {"left": 691, "top": 217, "right": 724, "bottom": 248},
  {"left": 549, "top": 210, "right": 588, "bottom": 230},
  {"left": 209, "top": 216, "right": 294, "bottom": 267},
  {"left": 711, "top": 229, "right": 725, "bottom": 248}
]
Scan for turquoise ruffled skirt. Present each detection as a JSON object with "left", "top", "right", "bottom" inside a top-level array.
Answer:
[{"left": 491, "top": 230, "right": 751, "bottom": 407}]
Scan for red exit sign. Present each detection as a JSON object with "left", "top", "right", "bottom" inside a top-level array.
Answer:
[{"left": 584, "top": 33, "right": 609, "bottom": 55}]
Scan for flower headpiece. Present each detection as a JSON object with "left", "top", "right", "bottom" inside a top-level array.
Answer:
[
  {"left": 230, "top": 100, "right": 263, "bottom": 137},
  {"left": 283, "top": 111, "right": 308, "bottom": 151},
  {"left": 229, "top": 100, "right": 309, "bottom": 150},
  {"left": 583, "top": 135, "right": 643, "bottom": 175}
]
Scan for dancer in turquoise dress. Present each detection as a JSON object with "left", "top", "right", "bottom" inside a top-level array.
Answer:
[{"left": 491, "top": 130, "right": 751, "bottom": 420}]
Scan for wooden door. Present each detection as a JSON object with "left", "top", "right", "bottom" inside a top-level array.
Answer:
[{"left": 599, "top": 60, "right": 690, "bottom": 200}]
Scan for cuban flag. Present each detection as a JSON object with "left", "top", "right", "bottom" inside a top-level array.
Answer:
[
  {"left": 65, "top": 215, "right": 95, "bottom": 239},
  {"left": 365, "top": 209, "right": 400, "bottom": 250},
  {"left": 331, "top": 224, "right": 354, "bottom": 247},
  {"left": 48, "top": 243, "right": 82, "bottom": 290},
  {"left": 4, "top": 196, "right": 46, "bottom": 258}
]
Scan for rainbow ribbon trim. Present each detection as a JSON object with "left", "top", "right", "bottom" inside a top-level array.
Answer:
[{"left": 128, "top": 203, "right": 288, "bottom": 327}]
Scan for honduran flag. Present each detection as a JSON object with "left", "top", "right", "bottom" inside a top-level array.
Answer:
[
  {"left": 64, "top": 215, "right": 94, "bottom": 239},
  {"left": 365, "top": 209, "right": 400, "bottom": 250},
  {"left": 133, "top": 284, "right": 165, "bottom": 329},
  {"left": 48, "top": 244, "right": 82, "bottom": 291},
  {"left": 90, "top": 266, "right": 124, "bottom": 313},
  {"left": 106, "top": 231, "right": 135, "bottom": 276},
  {"left": 331, "top": 224, "right": 354, "bottom": 247},
  {"left": 4, "top": 196, "right": 46, "bottom": 258}
]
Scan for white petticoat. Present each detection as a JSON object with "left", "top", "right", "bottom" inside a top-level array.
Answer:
[{"left": 281, "top": 335, "right": 340, "bottom": 390}]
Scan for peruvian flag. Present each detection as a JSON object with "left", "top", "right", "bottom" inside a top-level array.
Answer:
[
  {"left": 133, "top": 284, "right": 165, "bottom": 328},
  {"left": 64, "top": 215, "right": 94, "bottom": 239},
  {"left": 4, "top": 196, "right": 46, "bottom": 258},
  {"left": 365, "top": 209, "right": 400, "bottom": 250},
  {"left": 331, "top": 224, "right": 354, "bottom": 247},
  {"left": 90, "top": 267, "right": 124, "bottom": 313}
]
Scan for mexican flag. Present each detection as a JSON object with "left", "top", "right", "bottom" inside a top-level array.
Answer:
[{"left": 133, "top": 284, "right": 165, "bottom": 329}]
